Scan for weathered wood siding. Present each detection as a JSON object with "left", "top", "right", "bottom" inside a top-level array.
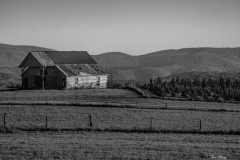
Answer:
[
  {"left": 66, "top": 76, "right": 98, "bottom": 89},
  {"left": 99, "top": 75, "right": 108, "bottom": 88},
  {"left": 22, "top": 76, "right": 36, "bottom": 89},
  {"left": 47, "top": 67, "right": 66, "bottom": 76},
  {"left": 19, "top": 53, "right": 43, "bottom": 67},
  {"left": 23, "top": 67, "right": 41, "bottom": 76},
  {"left": 66, "top": 75, "right": 108, "bottom": 89}
]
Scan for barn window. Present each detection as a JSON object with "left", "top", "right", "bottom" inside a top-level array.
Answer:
[{"left": 75, "top": 77, "right": 78, "bottom": 84}]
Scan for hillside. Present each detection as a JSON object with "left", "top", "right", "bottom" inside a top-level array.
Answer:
[
  {"left": 1, "top": 43, "right": 240, "bottom": 86},
  {"left": 0, "top": 43, "right": 53, "bottom": 68},
  {"left": 93, "top": 47, "right": 240, "bottom": 81},
  {"left": 0, "top": 44, "right": 53, "bottom": 87},
  {"left": 93, "top": 52, "right": 139, "bottom": 68}
]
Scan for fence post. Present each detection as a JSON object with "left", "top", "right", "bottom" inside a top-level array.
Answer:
[
  {"left": 45, "top": 116, "right": 48, "bottom": 130},
  {"left": 150, "top": 118, "right": 153, "bottom": 131},
  {"left": 89, "top": 115, "right": 92, "bottom": 127},
  {"left": 3, "top": 113, "right": 6, "bottom": 131},
  {"left": 166, "top": 103, "right": 168, "bottom": 108},
  {"left": 199, "top": 119, "right": 202, "bottom": 131}
]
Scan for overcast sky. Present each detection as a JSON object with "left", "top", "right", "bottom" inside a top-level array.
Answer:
[{"left": 0, "top": 0, "right": 239, "bottom": 55}]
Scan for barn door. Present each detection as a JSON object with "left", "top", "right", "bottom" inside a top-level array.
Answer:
[{"left": 35, "top": 77, "right": 42, "bottom": 89}]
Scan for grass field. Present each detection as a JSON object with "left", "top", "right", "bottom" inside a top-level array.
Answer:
[
  {"left": 0, "top": 89, "right": 240, "bottom": 159},
  {"left": 0, "top": 131, "right": 239, "bottom": 159},
  {"left": 0, "top": 104, "right": 240, "bottom": 133},
  {"left": 1, "top": 89, "right": 240, "bottom": 111}
]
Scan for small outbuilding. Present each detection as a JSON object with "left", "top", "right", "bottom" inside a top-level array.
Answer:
[{"left": 19, "top": 51, "right": 109, "bottom": 90}]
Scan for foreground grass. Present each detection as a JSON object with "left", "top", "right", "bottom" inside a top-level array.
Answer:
[{"left": 0, "top": 131, "right": 239, "bottom": 160}]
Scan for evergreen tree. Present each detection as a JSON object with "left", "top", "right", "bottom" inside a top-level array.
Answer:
[{"left": 201, "top": 78, "right": 207, "bottom": 88}]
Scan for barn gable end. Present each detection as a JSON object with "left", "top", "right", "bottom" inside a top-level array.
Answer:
[{"left": 19, "top": 53, "right": 45, "bottom": 67}]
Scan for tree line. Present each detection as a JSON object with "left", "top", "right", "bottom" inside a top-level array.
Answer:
[{"left": 140, "top": 76, "right": 240, "bottom": 102}]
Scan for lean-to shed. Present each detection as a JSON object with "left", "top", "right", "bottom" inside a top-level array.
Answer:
[{"left": 19, "top": 51, "right": 109, "bottom": 89}]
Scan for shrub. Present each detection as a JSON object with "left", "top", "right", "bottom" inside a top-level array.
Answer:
[{"left": 6, "top": 81, "right": 21, "bottom": 89}]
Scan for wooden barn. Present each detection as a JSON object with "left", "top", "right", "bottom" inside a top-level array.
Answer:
[{"left": 18, "top": 51, "right": 109, "bottom": 90}]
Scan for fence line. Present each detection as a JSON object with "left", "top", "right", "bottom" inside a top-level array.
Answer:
[{"left": 1, "top": 112, "right": 240, "bottom": 135}]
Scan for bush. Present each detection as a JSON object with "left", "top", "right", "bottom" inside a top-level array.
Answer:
[{"left": 6, "top": 82, "right": 21, "bottom": 89}]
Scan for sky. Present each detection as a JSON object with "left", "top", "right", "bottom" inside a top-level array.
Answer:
[{"left": 0, "top": 0, "right": 240, "bottom": 55}]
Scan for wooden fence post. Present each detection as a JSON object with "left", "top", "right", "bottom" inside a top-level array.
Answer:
[
  {"left": 3, "top": 113, "right": 6, "bottom": 131},
  {"left": 45, "top": 116, "right": 48, "bottom": 130},
  {"left": 166, "top": 103, "right": 168, "bottom": 108},
  {"left": 89, "top": 115, "right": 92, "bottom": 127},
  {"left": 150, "top": 118, "right": 153, "bottom": 131},
  {"left": 199, "top": 119, "right": 202, "bottom": 131}
]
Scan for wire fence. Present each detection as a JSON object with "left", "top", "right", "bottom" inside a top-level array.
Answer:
[{"left": 1, "top": 105, "right": 240, "bottom": 134}]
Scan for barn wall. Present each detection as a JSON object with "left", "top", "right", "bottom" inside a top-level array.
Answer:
[
  {"left": 47, "top": 66, "right": 66, "bottom": 76},
  {"left": 22, "top": 76, "right": 36, "bottom": 89},
  {"left": 99, "top": 75, "right": 108, "bottom": 88},
  {"left": 23, "top": 67, "right": 41, "bottom": 76},
  {"left": 66, "top": 75, "right": 109, "bottom": 89},
  {"left": 66, "top": 75, "right": 98, "bottom": 89}
]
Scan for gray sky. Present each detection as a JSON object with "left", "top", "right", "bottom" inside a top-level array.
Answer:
[{"left": 0, "top": 0, "right": 240, "bottom": 55}]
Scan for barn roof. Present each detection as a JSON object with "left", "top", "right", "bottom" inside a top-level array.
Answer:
[
  {"left": 19, "top": 51, "right": 97, "bottom": 68},
  {"left": 57, "top": 64, "right": 107, "bottom": 76}
]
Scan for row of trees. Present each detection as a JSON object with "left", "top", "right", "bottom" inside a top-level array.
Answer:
[{"left": 141, "top": 76, "right": 240, "bottom": 102}]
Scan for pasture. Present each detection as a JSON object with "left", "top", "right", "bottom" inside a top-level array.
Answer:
[
  {"left": 0, "top": 132, "right": 239, "bottom": 159},
  {"left": 0, "top": 105, "right": 240, "bottom": 132},
  {"left": 1, "top": 89, "right": 240, "bottom": 111},
  {"left": 0, "top": 88, "right": 240, "bottom": 159}
]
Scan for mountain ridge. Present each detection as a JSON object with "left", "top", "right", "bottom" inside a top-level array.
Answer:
[{"left": 0, "top": 43, "right": 240, "bottom": 83}]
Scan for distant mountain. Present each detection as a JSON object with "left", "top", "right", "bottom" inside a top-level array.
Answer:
[
  {"left": 93, "top": 47, "right": 240, "bottom": 81},
  {"left": 1, "top": 43, "right": 240, "bottom": 85},
  {"left": 93, "top": 52, "right": 139, "bottom": 68}
]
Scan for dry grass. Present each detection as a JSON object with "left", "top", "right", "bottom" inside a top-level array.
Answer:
[
  {"left": 0, "top": 131, "right": 239, "bottom": 159},
  {"left": 0, "top": 89, "right": 141, "bottom": 101},
  {"left": 1, "top": 89, "right": 240, "bottom": 112},
  {"left": 0, "top": 105, "right": 240, "bottom": 133},
  {"left": 0, "top": 89, "right": 240, "bottom": 159}
]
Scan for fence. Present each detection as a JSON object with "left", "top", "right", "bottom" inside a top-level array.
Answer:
[{"left": 1, "top": 105, "right": 240, "bottom": 134}]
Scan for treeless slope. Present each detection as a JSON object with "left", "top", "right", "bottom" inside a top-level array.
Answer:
[
  {"left": 92, "top": 52, "right": 139, "bottom": 68},
  {"left": 0, "top": 43, "right": 53, "bottom": 68}
]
